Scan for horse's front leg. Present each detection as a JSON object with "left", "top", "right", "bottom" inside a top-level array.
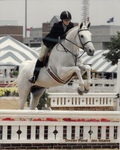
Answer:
[
  {"left": 80, "top": 64, "right": 92, "bottom": 93},
  {"left": 57, "top": 66, "right": 84, "bottom": 95}
]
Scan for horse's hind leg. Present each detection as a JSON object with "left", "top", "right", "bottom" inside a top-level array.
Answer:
[
  {"left": 18, "top": 84, "right": 31, "bottom": 110},
  {"left": 30, "top": 87, "right": 46, "bottom": 110},
  {"left": 19, "top": 92, "right": 30, "bottom": 109}
]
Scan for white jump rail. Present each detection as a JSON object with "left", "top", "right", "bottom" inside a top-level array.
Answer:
[
  {"left": 49, "top": 92, "right": 118, "bottom": 108},
  {"left": 0, "top": 110, "right": 120, "bottom": 144}
]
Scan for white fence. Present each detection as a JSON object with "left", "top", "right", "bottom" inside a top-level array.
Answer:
[
  {"left": 90, "top": 79, "right": 116, "bottom": 92},
  {"left": 0, "top": 76, "right": 16, "bottom": 84},
  {"left": 1, "top": 92, "right": 118, "bottom": 110},
  {"left": 0, "top": 110, "right": 120, "bottom": 144},
  {"left": 49, "top": 93, "right": 119, "bottom": 110}
]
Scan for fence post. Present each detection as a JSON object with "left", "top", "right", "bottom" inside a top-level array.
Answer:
[{"left": 114, "top": 59, "right": 120, "bottom": 111}]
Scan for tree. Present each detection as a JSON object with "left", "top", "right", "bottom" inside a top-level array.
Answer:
[
  {"left": 27, "top": 91, "right": 50, "bottom": 110},
  {"left": 37, "top": 91, "right": 50, "bottom": 110},
  {"left": 103, "top": 31, "right": 120, "bottom": 65}
]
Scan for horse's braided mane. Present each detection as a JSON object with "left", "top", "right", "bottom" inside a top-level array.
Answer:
[
  {"left": 66, "top": 24, "right": 88, "bottom": 36},
  {"left": 66, "top": 26, "right": 79, "bottom": 35}
]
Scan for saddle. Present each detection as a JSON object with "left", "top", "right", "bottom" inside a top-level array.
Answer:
[{"left": 43, "top": 51, "right": 51, "bottom": 67}]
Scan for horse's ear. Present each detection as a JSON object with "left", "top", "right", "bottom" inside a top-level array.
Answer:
[
  {"left": 79, "top": 22, "right": 83, "bottom": 29},
  {"left": 87, "top": 22, "right": 91, "bottom": 29}
]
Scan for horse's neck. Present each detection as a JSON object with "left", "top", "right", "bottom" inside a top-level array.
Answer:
[
  {"left": 64, "top": 27, "right": 78, "bottom": 51},
  {"left": 48, "top": 27, "right": 80, "bottom": 69},
  {"left": 48, "top": 43, "right": 74, "bottom": 68}
]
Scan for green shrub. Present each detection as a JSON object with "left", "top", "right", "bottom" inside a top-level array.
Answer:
[{"left": 0, "top": 87, "right": 18, "bottom": 97}]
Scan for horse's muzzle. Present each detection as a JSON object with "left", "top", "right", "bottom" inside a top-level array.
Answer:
[{"left": 87, "top": 49, "right": 95, "bottom": 56}]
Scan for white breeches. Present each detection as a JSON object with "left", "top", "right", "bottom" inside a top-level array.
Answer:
[{"left": 39, "top": 42, "right": 49, "bottom": 61}]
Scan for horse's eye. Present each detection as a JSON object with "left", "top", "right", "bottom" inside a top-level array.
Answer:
[{"left": 80, "top": 35, "right": 84, "bottom": 38}]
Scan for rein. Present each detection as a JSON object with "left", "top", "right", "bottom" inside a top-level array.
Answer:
[
  {"left": 77, "top": 29, "right": 92, "bottom": 50},
  {"left": 58, "top": 29, "right": 92, "bottom": 66},
  {"left": 59, "top": 41, "right": 85, "bottom": 66}
]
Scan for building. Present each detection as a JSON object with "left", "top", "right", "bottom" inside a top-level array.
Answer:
[
  {"left": 23, "top": 28, "right": 42, "bottom": 47},
  {"left": 0, "top": 25, "right": 23, "bottom": 42},
  {"left": 90, "top": 25, "right": 120, "bottom": 50}
]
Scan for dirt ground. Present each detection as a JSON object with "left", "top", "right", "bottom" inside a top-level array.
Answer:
[
  {"left": 0, "top": 97, "right": 27, "bottom": 109},
  {"left": 0, "top": 99, "right": 18, "bottom": 109}
]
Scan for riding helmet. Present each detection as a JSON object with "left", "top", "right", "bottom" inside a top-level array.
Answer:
[{"left": 60, "top": 11, "right": 72, "bottom": 20}]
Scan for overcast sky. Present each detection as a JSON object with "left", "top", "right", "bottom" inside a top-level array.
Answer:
[{"left": 0, "top": 0, "right": 120, "bottom": 35}]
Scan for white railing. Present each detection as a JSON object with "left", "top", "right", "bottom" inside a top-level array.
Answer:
[
  {"left": 0, "top": 92, "right": 119, "bottom": 110},
  {"left": 49, "top": 93, "right": 118, "bottom": 109},
  {"left": 0, "top": 77, "right": 16, "bottom": 84},
  {"left": 90, "top": 79, "right": 116, "bottom": 92},
  {"left": 0, "top": 110, "right": 120, "bottom": 144},
  {"left": 0, "top": 93, "right": 120, "bottom": 110}
]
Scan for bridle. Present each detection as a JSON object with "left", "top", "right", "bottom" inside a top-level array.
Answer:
[
  {"left": 77, "top": 29, "right": 92, "bottom": 50},
  {"left": 58, "top": 28, "right": 92, "bottom": 65}
]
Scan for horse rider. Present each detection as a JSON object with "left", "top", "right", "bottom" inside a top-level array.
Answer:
[{"left": 29, "top": 11, "right": 74, "bottom": 83}]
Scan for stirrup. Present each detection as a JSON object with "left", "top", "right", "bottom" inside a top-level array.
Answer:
[{"left": 28, "top": 76, "right": 36, "bottom": 83}]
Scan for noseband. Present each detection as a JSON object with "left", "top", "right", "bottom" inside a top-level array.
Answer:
[{"left": 77, "top": 29, "right": 92, "bottom": 50}]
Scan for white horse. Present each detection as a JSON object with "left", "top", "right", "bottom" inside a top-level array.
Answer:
[{"left": 17, "top": 22, "right": 95, "bottom": 110}]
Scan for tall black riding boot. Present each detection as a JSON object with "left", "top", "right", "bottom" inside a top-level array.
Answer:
[{"left": 28, "top": 59, "right": 44, "bottom": 83}]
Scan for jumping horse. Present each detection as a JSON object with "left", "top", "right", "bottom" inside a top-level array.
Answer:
[{"left": 17, "top": 22, "right": 95, "bottom": 110}]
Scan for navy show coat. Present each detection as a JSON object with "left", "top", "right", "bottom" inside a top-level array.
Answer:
[{"left": 43, "top": 21, "right": 74, "bottom": 48}]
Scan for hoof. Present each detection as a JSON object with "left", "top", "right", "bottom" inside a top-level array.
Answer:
[
  {"left": 77, "top": 88, "right": 84, "bottom": 95},
  {"left": 84, "top": 88, "right": 89, "bottom": 93}
]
